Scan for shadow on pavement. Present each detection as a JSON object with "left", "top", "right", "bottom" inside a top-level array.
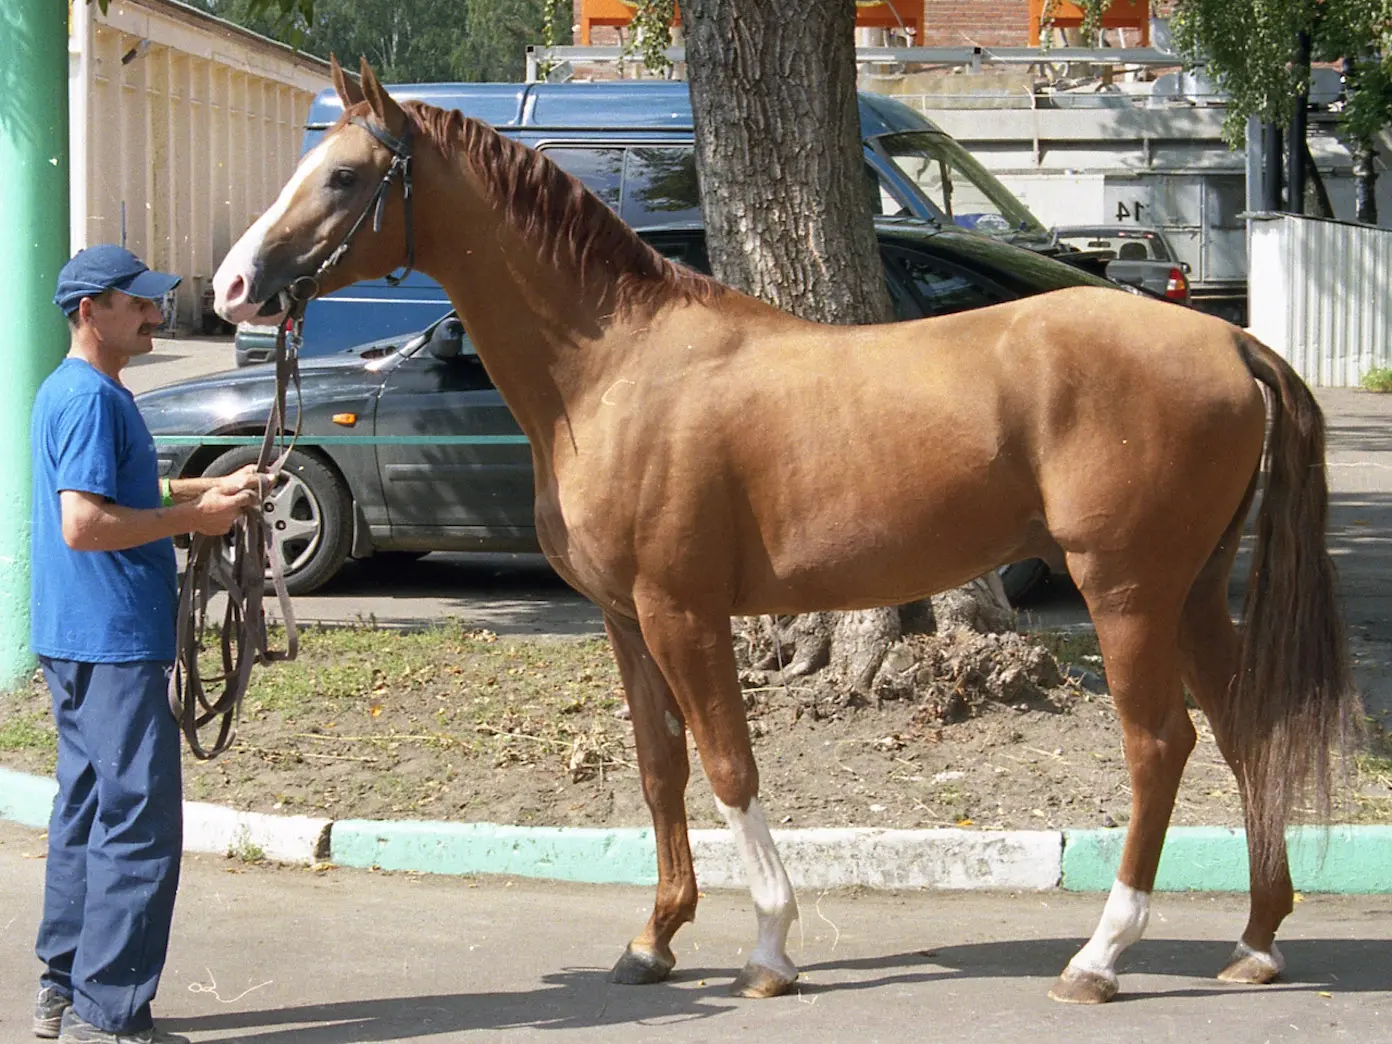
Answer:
[{"left": 163, "top": 936, "right": 1388, "bottom": 1041}]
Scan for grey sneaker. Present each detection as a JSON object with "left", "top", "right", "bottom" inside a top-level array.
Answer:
[
  {"left": 57, "top": 1009, "right": 189, "bottom": 1044},
  {"left": 33, "top": 986, "right": 72, "bottom": 1038}
]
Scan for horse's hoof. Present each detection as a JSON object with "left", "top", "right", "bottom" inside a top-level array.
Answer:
[
  {"left": 1048, "top": 966, "right": 1118, "bottom": 1005},
  {"left": 1217, "top": 942, "right": 1283, "bottom": 985},
  {"left": 610, "top": 943, "right": 675, "bottom": 985},
  {"left": 731, "top": 959, "right": 798, "bottom": 999}
]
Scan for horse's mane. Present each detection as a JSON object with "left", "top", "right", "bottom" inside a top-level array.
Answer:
[{"left": 376, "top": 100, "right": 727, "bottom": 316}]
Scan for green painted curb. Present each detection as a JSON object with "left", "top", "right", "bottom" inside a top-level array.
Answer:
[
  {"left": 331, "top": 820, "right": 659, "bottom": 884},
  {"left": 153, "top": 434, "right": 531, "bottom": 447},
  {"left": 0, "top": 767, "right": 57, "bottom": 829},
  {"left": 1063, "top": 826, "right": 1392, "bottom": 893}
]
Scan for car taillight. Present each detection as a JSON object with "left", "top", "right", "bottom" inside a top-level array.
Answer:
[{"left": 1165, "top": 267, "right": 1189, "bottom": 302}]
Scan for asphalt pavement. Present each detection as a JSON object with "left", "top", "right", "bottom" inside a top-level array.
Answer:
[{"left": 1, "top": 821, "right": 1389, "bottom": 1043}]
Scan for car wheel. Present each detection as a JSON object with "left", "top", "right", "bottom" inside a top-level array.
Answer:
[
  {"left": 997, "top": 558, "right": 1049, "bottom": 605},
  {"left": 202, "top": 447, "right": 353, "bottom": 595}
]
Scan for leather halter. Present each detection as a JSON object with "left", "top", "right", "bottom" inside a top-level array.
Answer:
[{"left": 289, "top": 114, "right": 416, "bottom": 303}]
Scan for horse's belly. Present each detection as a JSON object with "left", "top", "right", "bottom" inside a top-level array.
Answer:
[{"left": 732, "top": 480, "right": 1045, "bottom": 615}]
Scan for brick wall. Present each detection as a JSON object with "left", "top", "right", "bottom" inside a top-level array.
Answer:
[
  {"left": 920, "top": 0, "right": 1031, "bottom": 47},
  {"left": 567, "top": 1, "right": 1161, "bottom": 51}
]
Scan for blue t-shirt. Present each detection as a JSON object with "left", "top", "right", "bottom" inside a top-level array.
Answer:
[{"left": 30, "top": 357, "right": 177, "bottom": 662}]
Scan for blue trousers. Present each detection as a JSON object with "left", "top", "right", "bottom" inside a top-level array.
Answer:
[{"left": 36, "top": 658, "right": 182, "bottom": 1035}]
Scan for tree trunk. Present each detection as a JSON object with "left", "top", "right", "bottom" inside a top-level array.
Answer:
[
  {"left": 683, "top": 0, "right": 890, "bottom": 325},
  {"left": 681, "top": 0, "right": 1012, "bottom": 701},
  {"left": 1343, "top": 57, "right": 1379, "bottom": 225},
  {"left": 1352, "top": 137, "right": 1378, "bottom": 224}
]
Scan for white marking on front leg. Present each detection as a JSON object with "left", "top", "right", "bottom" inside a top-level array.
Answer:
[
  {"left": 1067, "top": 879, "right": 1150, "bottom": 988},
  {"left": 1230, "top": 940, "right": 1285, "bottom": 974},
  {"left": 714, "top": 795, "right": 798, "bottom": 979}
]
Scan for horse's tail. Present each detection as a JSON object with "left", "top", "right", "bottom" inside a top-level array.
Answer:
[{"left": 1234, "top": 334, "right": 1360, "bottom": 879}]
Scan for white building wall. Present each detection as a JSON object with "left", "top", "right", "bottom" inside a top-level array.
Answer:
[{"left": 69, "top": 0, "right": 330, "bottom": 330}]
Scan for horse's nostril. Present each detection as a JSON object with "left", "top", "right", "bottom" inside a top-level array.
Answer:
[{"left": 227, "top": 274, "right": 247, "bottom": 303}]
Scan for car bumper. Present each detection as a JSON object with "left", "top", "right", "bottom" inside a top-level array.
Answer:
[{"left": 234, "top": 324, "right": 279, "bottom": 367}]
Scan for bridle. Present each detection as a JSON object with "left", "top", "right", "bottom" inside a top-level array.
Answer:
[
  {"left": 170, "top": 113, "right": 417, "bottom": 759},
  {"left": 286, "top": 113, "right": 417, "bottom": 306}
]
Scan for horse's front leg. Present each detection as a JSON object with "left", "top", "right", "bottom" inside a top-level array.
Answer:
[
  {"left": 637, "top": 597, "right": 799, "bottom": 998},
  {"left": 604, "top": 612, "right": 699, "bottom": 984}
]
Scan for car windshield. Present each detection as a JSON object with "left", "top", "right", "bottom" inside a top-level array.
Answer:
[{"left": 875, "top": 131, "right": 1047, "bottom": 239}]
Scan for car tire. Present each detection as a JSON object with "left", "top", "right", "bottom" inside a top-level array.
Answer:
[
  {"left": 202, "top": 446, "right": 353, "bottom": 595},
  {"left": 997, "top": 558, "right": 1049, "bottom": 605}
]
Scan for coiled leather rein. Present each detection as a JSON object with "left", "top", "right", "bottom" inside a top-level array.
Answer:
[{"left": 168, "top": 309, "right": 303, "bottom": 760}]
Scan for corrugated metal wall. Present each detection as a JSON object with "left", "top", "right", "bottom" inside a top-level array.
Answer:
[
  {"left": 72, "top": 0, "right": 330, "bottom": 330},
  {"left": 1248, "top": 213, "right": 1392, "bottom": 387}
]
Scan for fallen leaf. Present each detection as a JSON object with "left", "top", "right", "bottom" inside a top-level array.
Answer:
[
  {"left": 1318, "top": 991, "right": 1332, "bottom": 998},
  {"left": 369, "top": 704, "right": 383, "bottom": 718},
  {"left": 956, "top": 818, "right": 974, "bottom": 827}
]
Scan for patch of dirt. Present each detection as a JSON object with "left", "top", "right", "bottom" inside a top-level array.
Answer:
[{"left": 3, "top": 626, "right": 1389, "bottom": 832}]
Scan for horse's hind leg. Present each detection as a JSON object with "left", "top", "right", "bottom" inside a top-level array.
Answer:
[
  {"left": 1051, "top": 557, "right": 1196, "bottom": 1005},
  {"left": 637, "top": 596, "right": 799, "bottom": 999},
  {"left": 1178, "top": 554, "right": 1291, "bottom": 985},
  {"left": 604, "top": 613, "right": 699, "bottom": 985}
]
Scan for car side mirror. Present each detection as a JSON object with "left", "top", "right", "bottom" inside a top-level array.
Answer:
[
  {"left": 1181, "top": 261, "right": 1192, "bottom": 274},
  {"left": 428, "top": 317, "right": 464, "bottom": 360}
]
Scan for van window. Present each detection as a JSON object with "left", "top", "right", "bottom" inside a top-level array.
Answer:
[
  {"left": 621, "top": 147, "right": 702, "bottom": 225},
  {"left": 543, "top": 147, "right": 624, "bottom": 209},
  {"left": 544, "top": 143, "right": 915, "bottom": 228}
]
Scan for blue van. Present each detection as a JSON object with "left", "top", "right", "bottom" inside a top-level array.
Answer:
[{"left": 236, "top": 81, "right": 1055, "bottom": 364}]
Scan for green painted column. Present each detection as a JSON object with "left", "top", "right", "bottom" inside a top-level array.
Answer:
[{"left": 0, "top": 1, "right": 70, "bottom": 690}]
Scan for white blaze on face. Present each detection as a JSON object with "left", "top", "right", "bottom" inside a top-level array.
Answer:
[
  {"left": 714, "top": 795, "right": 798, "bottom": 979},
  {"left": 213, "top": 140, "right": 334, "bottom": 325},
  {"left": 1066, "top": 879, "right": 1150, "bottom": 986}
]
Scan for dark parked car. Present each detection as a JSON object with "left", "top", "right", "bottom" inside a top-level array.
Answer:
[{"left": 141, "top": 220, "right": 1116, "bottom": 597}]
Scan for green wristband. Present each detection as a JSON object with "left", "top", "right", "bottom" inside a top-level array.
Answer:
[{"left": 160, "top": 478, "right": 175, "bottom": 508}]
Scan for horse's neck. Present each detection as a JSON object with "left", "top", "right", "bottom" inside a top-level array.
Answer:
[{"left": 416, "top": 167, "right": 634, "bottom": 456}]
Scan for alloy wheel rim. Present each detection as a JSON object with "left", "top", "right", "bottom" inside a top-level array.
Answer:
[{"left": 261, "top": 472, "right": 323, "bottom": 575}]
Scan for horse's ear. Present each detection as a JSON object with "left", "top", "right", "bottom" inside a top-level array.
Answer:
[
  {"left": 330, "top": 54, "right": 364, "bottom": 109},
  {"left": 359, "top": 58, "right": 406, "bottom": 137}
]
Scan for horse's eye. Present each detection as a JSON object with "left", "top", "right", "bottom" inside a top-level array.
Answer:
[{"left": 330, "top": 168, "right": 357, "bottom": 190}]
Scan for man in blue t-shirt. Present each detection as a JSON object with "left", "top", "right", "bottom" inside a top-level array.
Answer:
[{"left": 30, "top": 245, "right": 262, "bottom": 1044}]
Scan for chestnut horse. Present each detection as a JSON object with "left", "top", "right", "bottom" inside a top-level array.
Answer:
[{"left": 214, "top": 59, "right": 1358, "bottom": 1004}]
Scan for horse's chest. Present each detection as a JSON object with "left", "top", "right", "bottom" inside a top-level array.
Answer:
[{"left": 534, "top": 478, "right": 635, "bottom": 607}]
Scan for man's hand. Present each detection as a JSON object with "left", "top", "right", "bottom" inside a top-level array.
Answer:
[
  {"left": 191, "top": 487, "right": 260, "bottom": 536},
  {"left": 211, "top": 463, "right": 265, "bottom": 498}
]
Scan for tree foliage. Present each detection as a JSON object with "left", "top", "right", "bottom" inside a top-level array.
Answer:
[
  {"left": 1068, "top": 0, "right": 1392, "bottom": 148},
  {"left": 171, "top": 0, "right": 563, "bottom": 83},
  {"left": 453, "top": 0, "right": 571, "bottom": 82}
]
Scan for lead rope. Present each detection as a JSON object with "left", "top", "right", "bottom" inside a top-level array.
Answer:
[{"left": 169, "top": 305, "right": 305, "bottom": 759}]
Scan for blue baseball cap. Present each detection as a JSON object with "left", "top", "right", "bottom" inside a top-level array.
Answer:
[{"left": 54, "top": 244, "right": 181, "bottom": 316}]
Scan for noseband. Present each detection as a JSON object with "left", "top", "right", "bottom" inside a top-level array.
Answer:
[{"left": 288, "top": 114, "right": 416, "bottom": 303}]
